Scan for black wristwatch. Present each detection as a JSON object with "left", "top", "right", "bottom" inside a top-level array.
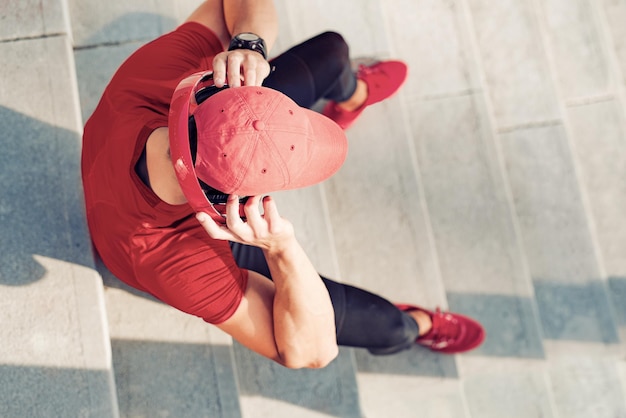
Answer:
[{"left": 228, "top": 32, "right": 268, "bottom": 59}]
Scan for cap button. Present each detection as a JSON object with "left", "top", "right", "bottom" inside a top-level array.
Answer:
[{"left": 253, "top": 120, "right": 265, "bottom": 131}]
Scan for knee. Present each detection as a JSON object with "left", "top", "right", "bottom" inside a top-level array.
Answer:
[
  {"left": 317, "top": 31, "right": 350, "bottom": 66},
  {"left": 387, "top": 313, "right": 420, "bottom": 347},
  {"left": 367, "top": 312, "right": 420, "bottom": 355},
  {"left": 319, "top": 31, "right": 349, "bottom": 52}
]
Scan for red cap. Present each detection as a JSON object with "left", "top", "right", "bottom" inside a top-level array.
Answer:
[{"left": 168, "top": 71, "right": 348, "bottom": 215}]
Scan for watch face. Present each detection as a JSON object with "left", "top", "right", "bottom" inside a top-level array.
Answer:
[
  {"left": 239, "top": 33, "right": 259, "bottom": 41},
  {"left": 229, "top": 33, "right": 267, "bottom": 59}
]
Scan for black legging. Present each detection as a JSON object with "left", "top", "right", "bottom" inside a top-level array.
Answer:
[
  {"left": 232, "top": 32, "right": 420, "bottom": 355},
  {"left": 231, "top": 242, "right": 419, "bottom": 355},
  {"left": 263, "top": 31, "right": 357, "bottom": 107}
]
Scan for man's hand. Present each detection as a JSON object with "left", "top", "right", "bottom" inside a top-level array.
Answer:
[
  {"left": 196, "top": 194, "right": 295, "bottom": 252},
  {"left": 201, "top": 193, "right": 338, "bottom": 369},
  {"left": 212, "top": 49, "right": 271, "bottom": 88}
]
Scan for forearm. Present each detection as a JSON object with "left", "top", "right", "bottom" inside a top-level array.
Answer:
[
  {"left": 195, "top": 196, "right": 337, "bottom": 368},
  {"left": 223, "top": 0, "right": 278, "bottom": 52},
  {"left": 264, "top": 237, "right": 338, "bottom": 369}
]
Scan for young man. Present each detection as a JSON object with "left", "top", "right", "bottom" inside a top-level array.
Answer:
[{"left": 82, "top": 0, "right": 485, "bottom": 369}]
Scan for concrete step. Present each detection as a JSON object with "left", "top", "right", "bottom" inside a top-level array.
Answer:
[
  {"left": 62, "top": 0, "right": 626, "bottom": 417},
  {"left": 285, "top": 0, "right": 626, "bottom": 415},
  {"left": 97, "top": 260, "right": 242, "bottom": 417},
  {"left": 0, "top": 1, "right": 118, "bottom": 417}
]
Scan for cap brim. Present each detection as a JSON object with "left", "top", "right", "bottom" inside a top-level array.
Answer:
[{"left": 169, "top": 71, "right": 222, "bottom": 220}]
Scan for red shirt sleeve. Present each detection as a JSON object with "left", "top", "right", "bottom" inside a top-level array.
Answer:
[{"left": 130, "top": 216, "right": 248, "bottom": 324}]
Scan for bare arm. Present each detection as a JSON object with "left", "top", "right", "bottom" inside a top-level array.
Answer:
[
  {"left": 197, "top": 195, "right": 338, "bottom": 369},
  {"left": 223, "top": 0, "right": 278, "bottom": 52},
  {"left": 186, "top": 0, "right": 278, "bottom": 87}
]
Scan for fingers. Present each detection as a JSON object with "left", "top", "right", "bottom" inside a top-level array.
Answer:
[
  {"left": 198, "top": 194, "right": 266, "bottom": 237},
  {"left": 212, "top": 50, "right": 270, "bottom": 88},
  {"left": 212, "top": 55, "right": 228, "bottom": 87},
  {"left": 196, "top": 195, "right": 293, "bottom": 250},
  {"left": 243, "top": 195, "right": 265, "bottom": 229},
  {"left": 195, "top": 197, "right": 261, "bottom": 242},
  {"left": 224, "top": 195, "right": 263, "bottom": 241},
  {"left": 195, "top": 196, "right": 251, "bottom": 243},
  {"left": 195, "top": 211, "right": 240, "bottom": 242},
  {"left": 225, "top": 194, "right": 246, "bottom": 229},
  {"left": 261, "top": 196, "right": 280, "bottom": 228}
]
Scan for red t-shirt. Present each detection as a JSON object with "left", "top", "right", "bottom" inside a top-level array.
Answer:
[{"left": 81, "top": 22, "right": 248, "bottom": 324}]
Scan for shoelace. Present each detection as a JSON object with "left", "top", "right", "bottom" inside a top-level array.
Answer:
[
  {"left": 423, "top": 308, "right": 461, "bottom": 349},
  {"left": 357, "top": 63, "right": 382, "bottom": 78}
]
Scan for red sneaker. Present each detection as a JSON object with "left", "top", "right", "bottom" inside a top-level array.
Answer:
[
  {"left": 397, "top": 304, "right": 486, "bottom": 354},
  {"left": 322, "top": 60, "right": 408, "bottom": 129}
]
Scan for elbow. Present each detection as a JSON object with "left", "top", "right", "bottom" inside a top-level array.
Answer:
[
  {"left": 279, "top": 343, "right": 339, "bottom": 370},
  {"left": 307, "top": 343, "right": 339, "bottom": 369},
  {"left": 315, "top": 346, "right": 340, "bottom": 369}
]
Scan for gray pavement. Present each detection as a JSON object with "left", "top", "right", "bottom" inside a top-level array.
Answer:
[
  {"left": 2, "top": 0, "right": 626, "bottom": 417},
  {"left": 0, "top": 1, "right": 118, "bottom": 417}
]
